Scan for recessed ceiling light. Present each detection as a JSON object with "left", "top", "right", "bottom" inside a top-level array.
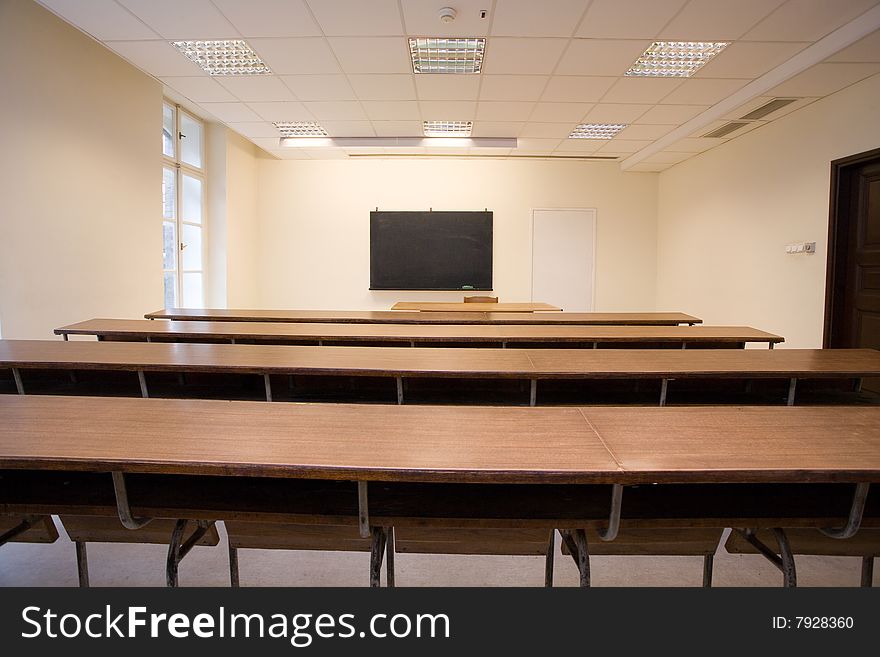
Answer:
[
  {"left": 171, "top": 40, "right": 271, "bottom": 76},
  {"left": 625, "top": 41, "right": 729, "bottom": 78},
  {"left": 423, "top": 121, "right": 473, "bottom": 137},
  {"left": 409, "top": 38, "right": 486, "bottom": 74},
  {"left": 569, "top": 124, "right": 627, "bottom": 139},
  {"left": 274, "top": 122, "right": 328, "bottom": 137}
]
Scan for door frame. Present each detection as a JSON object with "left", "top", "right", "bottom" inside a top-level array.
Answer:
[
  {"left": 823, "top": 147, "right": 880, "bottom": 347},
  {"left": 529, "top": 208, "right": 597, "bottom": 311}
]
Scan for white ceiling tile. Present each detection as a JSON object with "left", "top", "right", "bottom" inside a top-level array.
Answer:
[
  {"left": 249, "top": 38, "right": 341, "bottom": 75},
  {"left": 216, "top": 76, "right": 296, "bottom": 102},
  {"left": 634, "top": 104, "right": 708, "bottom": 124},
  {"left": 476, "top": 101, "right": 537, "bottom": 121},
  {"left": 320, "top": 121, "right": 376, "bottom": 136},
  {"left": 414, "top": 75, "right": 481, "bottom": 100},
  {"left": 479, "top": 75, "right": 549, "bottom": 101},
  {"left": 418, "top": 101, "right": 478, "bottom": 120},
  {"left": 600, "top": 77, "right": 683, "bottom": 103},
  {"left": 247, "top": 101, "right": 314, "bottom": 122},
  {"left": 529, "top": 102, "right": 592, "bottom": 122},
  {"left": 519, "top": 123, "right": 578, "bottom": 138},
  {"left": 302, "top": 101, "right": 369, "bottom": 120},
  {"left": 117, "top": 0, "right": 238, "bottom": 39},
  {"left": 695, "top": 42, "right": 809, "bottom": 79},
  {"left": 765, "top": 62, "right": 880, "bottom": 96},
  {"left": 161, "top": 76, "right": 237, "bottom": 102},
  {"left": 491, "top": 0, "right": 589, "bottom": 37},
  {"left": 250, "top": 137, "right": 285, "bottom": 151},
  {"left": 482, "top": 38, "right": 569, "bottom": 74},
  {"left": 626, "top": 162, "right": 672, "bottom": 171},
  {"left": 307, "top": 0, "right": 404, "bottom": 36},
  {"left": 199, "top": 102, "right": 263, "bottom": 122},
  {"left": 663, "top": 137, "right": 728, "bottom": 152},
  {"left": 659, "top": 78, "right": 748, "bottom": 104},
  {"left": 745, "top": 0, "right": 880, "bottom": 42},
  {"left": 595, "top": 139, "right": 652, "bottom": 153},
  {"left": 659, "top": 0, "right": 786, "bottom": 40},
  {"left": 583, "top": 103, "right": 652, "bottom": 123},
  {"left": 827, "top": 29, "right": 880, "bottom": 63},
  {"left": 281, "top": 75, "right": 356, "bottom": 100},
  {"left": 212, "top": 0, "right": 320, "bottom": 37},
  {"left": 616, "top": 124, "right": 676, "bottom": 140},
  {"left": 400, "top": 0, "right": 490, "bottom": 37},
  {"left": 471, "top": 121, "right": 526, "bottom": 137},
  {"left": 540, "top": 76, "right": 617, "bottom": 102},
  {"left": 469, "top": 147, "right": 512, "bottom": 156},
  {"left": 372, "top": 121, "right": 423, "bottom": 136},
  {"left": 361, "top": 101, "right": 421, "bottom": 121},
  {"left": 514, "top": 138, "right": 563, "bottom": 152},
  {"left": 227, "top": 121, "right": 283, "bottom": 139},
  {"left": 328, "top": 37, "right": 412, "bottom": 74},
  {"left": 554, "top": 139, "right": 604, "bottom": 153},
  {"left": 39, "top": 0, "right": 159, "bottom": 40},
  {"left": 556, "top": 40, "right": 653, "bottom": 76},
  {"left": 576, "top": 0, "right": 688, "bottom": 38},
  {"left": 105, "top": 40, "right": 205, "bottom": 76},
  {"left": 348, "top": 75, "right": 416, "bottom": 100},
  {"left": 272, "top": 148, "right": 313, "bottom": 159},
  {"left": 304, "top": 148, "right": 348, "bottom": 159}
]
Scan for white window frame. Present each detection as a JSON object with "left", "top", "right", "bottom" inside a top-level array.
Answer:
[{"left": 162, "top": 101, "right": 206, "bottom": 308}]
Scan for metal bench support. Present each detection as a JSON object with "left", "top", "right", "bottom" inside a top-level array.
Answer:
[
  {"left": 111, "top": 471, "right": 153, "bottom": 530},
  {"left": 597, "top": 484, "right": 624, "bottom": 541},
  {"left": 166, "top": 519, "right": 214, "bottom": 587},
  {"left": 821, "top": 483, "right": 870, "bottom": 539},
  {"left": 736, "top": 528, "right": 797, "bottom": 587}
]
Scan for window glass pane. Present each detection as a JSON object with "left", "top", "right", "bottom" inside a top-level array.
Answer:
[
  {"left": 163, "top": 167, "right": 176, "bottom": 220},
  {"left": 182, "top": 272, "right": 204, "bottom": 307},
  {"left": 180, "top": 113, "right": 203, "bottom": 168},
  {"left": 163, "top": 272, "right": 177, "bottom": 308},
  {"left": 182, "top": 224, "right": 203, "bottom": 271},
  {"left": 182, "top": 175, "right": 202, "bottom": 224},
  {"left": 163, "top": 221, "right": 177, "bottom": 270},
  {"left": 163, "top": 104, "right": 175, "bottom": 158}
]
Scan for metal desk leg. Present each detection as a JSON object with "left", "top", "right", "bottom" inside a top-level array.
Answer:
[
  {"left": 137, "top": 370, "right": 149, "bottom": 398},
  {"left": 369, "top": 527, "right": 387, "bottom": 588},
  {"left": 597, "top": 485, "right": 624, "bottom": 541},
  {"left": 702, "top": 554, "right": 714, "bottom": 588},
  {"left": 264, "top": 374, "right": 273, "bottom": 402},
  {"left": 76, "top": 542, "right": 90, "bottom": 588},
  {"left": 396, "top": 377, "right": 404, "bottom": 405},
  {"left": 385, "top": 527, "right": 395, "bottom": 588},
  {"left": 560, "top": 529, "right": 590, "bottom": 587},
  {"left": 229, "top": 545, "right": 240, "bottom": 588},
  {"left": 787, "top": 378, "right": 797, "bottom": 406},
  {"left": 544, "top": 530, "right": 555, "bottom": 588},
  {"left": 821, "top": 483, "right": 870, "bottom": 539},
  {"left": 111, "top": 472, "right": 153, "bottom": 530},
  {"left": 659, "top": 379, "right": 669, "bottom": 406},
  {"left": 529, "top": 379, "right": 537, "bottom": 407},
  {"left": 358, "top": 482, "right": 370, "bottom": 538},
  {"left": 737, "top": 528, "right": 797, "bottom": 587},
  {"left": 12, "top": 368, "right": 24, "bottom": 395},
  {"left": 166, "top": 519, "right": 214, "bottom": 588},
  {"left": 861, "top": 557, "right": 874, "bottom": 588}
]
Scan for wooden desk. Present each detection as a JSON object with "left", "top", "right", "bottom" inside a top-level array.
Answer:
[
  {"left": 55, "top": 319, "right": 784, "bottom": 348},
  {"left": 1, "top": 396, "right": 878, "bottom": 485},
  {"left": 391, "top": 302, "right": 561, "bottom": 312},
  {"left": 145, "top": 308, "right": 702, "bottom": 326},
  {"left": 2, "top": 340, "right": 876, "bottom": 406}
]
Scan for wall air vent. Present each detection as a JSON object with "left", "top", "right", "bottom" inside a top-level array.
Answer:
[
  {"left": 740, "top": 98, "right": 798, "bottom": 120},
  {"left": 702, "top": 121, "right": 751, "bottom": 139}
]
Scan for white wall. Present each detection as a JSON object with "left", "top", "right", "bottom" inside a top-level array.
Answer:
[
  {"left": 656, "top": 73, "right": 880, "bottom": 348},
  {"left": 249, "top": 159, "right": 658, "bottom": 311},
  {"left": 0, "top": 0, "right": 162, "bottom": 339},
  {"left": 225, "top": 132, "right": 261, "bottom": 308}
]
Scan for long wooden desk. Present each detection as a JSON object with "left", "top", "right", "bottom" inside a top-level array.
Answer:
[
  {"left": 145, "top": 308, "right": 703, "bottom": 326},
  {"left": 55, "top": 319, "right": 784, "bottom": 349},
  {"left": 391, "top": 302, "right": 561, "bottom": 312},
  {"left": 2, "top": 340, "right": 876, "bottom": 406}
]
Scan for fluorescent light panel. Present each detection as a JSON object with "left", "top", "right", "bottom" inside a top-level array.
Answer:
[
  {"left": 171, "top": 40, "right": 271, "bottom": 75},
  {"left": 409, "top": 38, "right": 486, "bottom": 74},
  {"left": 423, "top": 121, "right": 473, "bottom": 137},
  {"left": 274, "top": 122, "right": 328, "bottom": 137},
  {"left": 569, "top": 124, "right": 627, "bottom": 139},
  {"left": 625, "top": 41, "right": 728, "bottom": 77}
]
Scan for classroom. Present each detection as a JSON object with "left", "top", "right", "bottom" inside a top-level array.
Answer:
[{"left": 0, "top": 0, "right": 879, "bottom": 592}]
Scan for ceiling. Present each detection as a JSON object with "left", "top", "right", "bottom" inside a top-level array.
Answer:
[{"left": 37, "top": 0, "right": 880, "bottom": 170}]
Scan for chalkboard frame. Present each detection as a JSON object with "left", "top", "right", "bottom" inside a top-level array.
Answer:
[{"left": 369, "top": 210, "right": 494, "bottom": 291}]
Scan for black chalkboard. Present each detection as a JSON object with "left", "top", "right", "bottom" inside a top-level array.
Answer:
[{"left": 370, "top": 211, "right": 493, "bottom": 290}]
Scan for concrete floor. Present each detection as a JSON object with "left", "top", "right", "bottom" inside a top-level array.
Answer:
[{"left": 0, "top": 522, "right": 871, "bottom": 587}]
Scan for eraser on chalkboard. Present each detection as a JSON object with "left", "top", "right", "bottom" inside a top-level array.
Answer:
[{"left": 461, "top": 285, "right": 474, "bottom": 290}]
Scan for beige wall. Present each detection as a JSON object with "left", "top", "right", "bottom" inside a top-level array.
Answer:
[
  {"left": 249, "top": 159, "right": 658, "bottom": 310},
  {"left": 656, "top": 73, "right": 880, "bottom": 348},
  {"left": 225, "top": 132, "right": 262, "bottom": 307},
  {"left": 0, "top": 0, "right": 161, "bottom": 338}
]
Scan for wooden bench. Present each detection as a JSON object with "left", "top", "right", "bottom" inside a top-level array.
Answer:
[
  {"left": 145, "top": 309, "right": 703, "bottom": 326},
  {"left": 54, "top": 319, "right": 784, "bottom": 349}
]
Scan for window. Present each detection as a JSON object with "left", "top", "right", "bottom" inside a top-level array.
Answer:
[{"left": 162, "top": 102, "right": 205, "bottom": 308}]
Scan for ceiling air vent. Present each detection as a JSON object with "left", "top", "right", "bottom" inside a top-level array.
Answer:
[
  {"left": 740, "top": 97, "right": 797, "bottom": 120},
  {"left": 702, "top": 121, "right": 751, "bottom": 139}
]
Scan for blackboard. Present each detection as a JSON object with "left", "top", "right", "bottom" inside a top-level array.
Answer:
[{"left": 370, "top": 211, "right": 493, "bottom": 291}]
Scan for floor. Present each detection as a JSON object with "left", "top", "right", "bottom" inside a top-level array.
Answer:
[{"left": 0, "top": 523, "right": 871, "bottom": 587}]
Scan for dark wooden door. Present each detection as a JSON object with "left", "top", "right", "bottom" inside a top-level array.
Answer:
[{"left": 825, "top": 148, "right": 880, "bottom": 392}]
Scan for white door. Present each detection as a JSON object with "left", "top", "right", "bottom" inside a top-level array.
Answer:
[{"left": 531, "top": 209, "right": 596, "bottom": 311}]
